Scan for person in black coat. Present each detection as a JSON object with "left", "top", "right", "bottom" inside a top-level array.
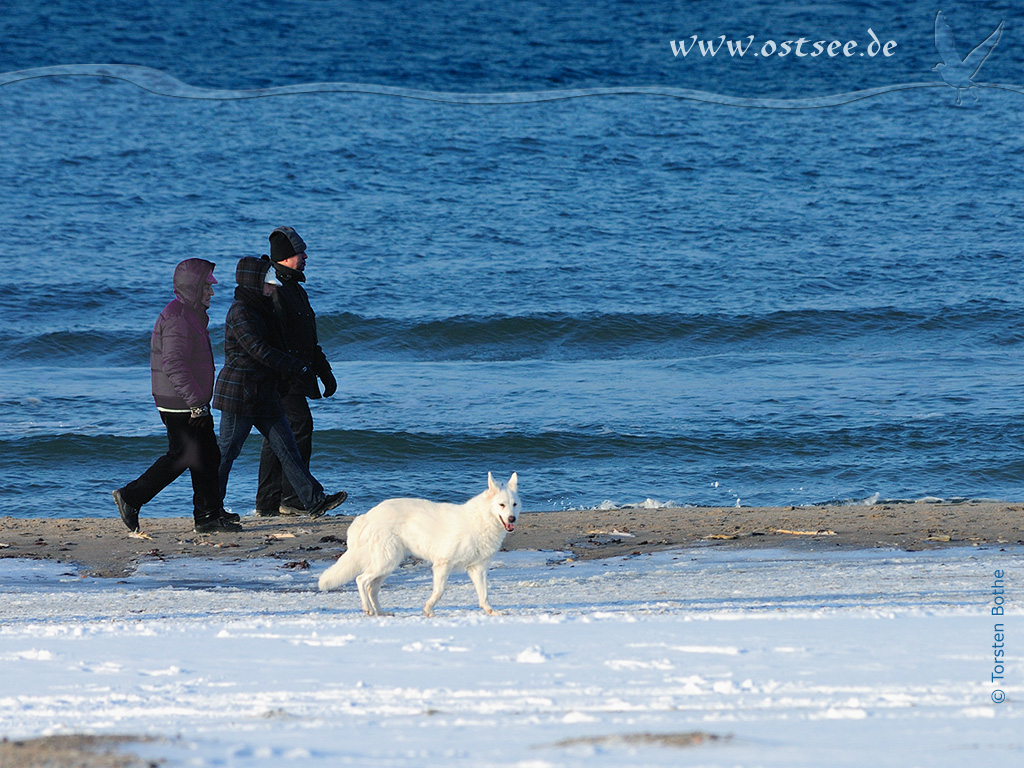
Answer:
[{"left": 255, "top": 226, "right": 339, "bottom": 516}]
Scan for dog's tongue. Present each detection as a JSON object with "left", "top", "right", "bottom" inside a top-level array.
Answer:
[{"left": 503, "top": 520, "right": 515, "bottom": 532}]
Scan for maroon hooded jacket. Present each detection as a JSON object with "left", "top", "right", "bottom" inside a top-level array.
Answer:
[{"left": 150, "top": 259, "right": 217, "bottom": 411}]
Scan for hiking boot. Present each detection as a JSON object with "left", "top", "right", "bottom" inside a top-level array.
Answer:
[
  {"left": 112, "top": 489, "right": 140, "bottom": 533},
  {"left": 194, "top": 516, "right": 243, "bottom": 534},
  {"left": 307, "top": 490, "right": 348, "bottom": 519},
  {"left": 255, "top": 507, "right": 280, "bottom": 517},
  {"left": 278, "top": 503, "right": 305, "bottom": 516},
  {"left": 220, "top": 509, "right": 241, "bottom": 523}
]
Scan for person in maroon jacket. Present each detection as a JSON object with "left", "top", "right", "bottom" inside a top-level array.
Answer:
[{"left": 112, "top": 258, "right": 240, "bottom": 534}]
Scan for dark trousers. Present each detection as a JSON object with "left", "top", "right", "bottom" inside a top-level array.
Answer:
[
  {"left": 255, "top": 394, "right": 313, "bottom": 511},
  {"left": 119, "top": 411, "right": 222, "bottom": 520}
]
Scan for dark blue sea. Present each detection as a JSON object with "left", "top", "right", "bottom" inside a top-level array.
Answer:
[{"left": 2, "top": 0, "right": 1023, "bottom": 518}]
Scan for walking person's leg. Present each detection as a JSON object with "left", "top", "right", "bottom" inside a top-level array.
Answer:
[
  {"left": 114, "top": 411, "right": 191, "bottom": 532},
  {"left": 254, "top": 413, "right": 345, "bottom": 518},
  {"left": 280, "top": 394, "right": 313, "bottom": 510},
  {"left": 217, "top": 411, "right": 255, "bottom": 506},
  {"left": 255, "top": 435, "right": 283, "bottom": 515},
  {"left": 256, "top": 394, "right": 312, "bottom": 515},
  {"left": 184, "top": 414, "right": 223, "bottom": 522}
]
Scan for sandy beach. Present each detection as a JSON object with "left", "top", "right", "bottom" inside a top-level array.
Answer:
[{"left": 2, "top": 500, "right": 1022, "bottom": 577}]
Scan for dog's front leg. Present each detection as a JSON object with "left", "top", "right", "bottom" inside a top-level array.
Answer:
[
  {"left": 467, "top": 563, "right": 498, "bottom": 615},
  {"left": 424, "top": 561, "right": 453, "bottom": 617}
]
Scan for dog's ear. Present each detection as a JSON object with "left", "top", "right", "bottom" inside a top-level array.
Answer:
[
  {"left": 487, "top": 471, "right": 498, "bottom": 495},
  {"left": 507, "top": 472, "right": 518, "bottom": 493}
]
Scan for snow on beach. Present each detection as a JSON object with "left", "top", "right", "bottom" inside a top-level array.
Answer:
[{"left": 1, "top": 546, "right": 1020, "bottom": 767}]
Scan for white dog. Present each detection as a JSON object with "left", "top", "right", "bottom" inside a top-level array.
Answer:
[{"left": 318, "top": 472, "right": 520, "bottom": 616}]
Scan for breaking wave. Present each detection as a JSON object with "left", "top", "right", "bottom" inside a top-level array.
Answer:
[{"left": 8, "top": 302, "right": 1022, "bottom": 363}]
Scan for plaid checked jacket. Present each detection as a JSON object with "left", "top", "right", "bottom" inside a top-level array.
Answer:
[{"left": 213, "top": 258, "right": 308, "bottom": 416}]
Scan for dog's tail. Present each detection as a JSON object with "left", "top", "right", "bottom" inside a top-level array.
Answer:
[
  {"left": 318, "top": 550, "right": 363, "bottom": 591},
  {"left": 318, "top": 516, "right": 368, "bottom": 592}
]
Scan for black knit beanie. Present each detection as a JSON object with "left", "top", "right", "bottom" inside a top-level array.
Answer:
[{"left": 269, "top": 226, "right": 307, "bottom": 262}]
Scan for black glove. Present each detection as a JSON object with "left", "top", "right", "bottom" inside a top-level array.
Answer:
[
  {"left": 319, "top": 369, "right": 338, "bottom": 398},
  {"left": 189, "top": 404, "right": 213, "bottom": 428}
]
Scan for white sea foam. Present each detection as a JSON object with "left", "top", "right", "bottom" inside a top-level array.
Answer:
[{"left": 590, "top": 498, "right": 676, "bottom": 512}]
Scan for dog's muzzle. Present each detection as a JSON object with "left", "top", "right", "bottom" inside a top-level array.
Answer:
[{"left": 502, "top": 515, "right": 516, "bottom": 532}]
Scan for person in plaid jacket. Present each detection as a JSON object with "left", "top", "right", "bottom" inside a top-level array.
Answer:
[{"left": 213, "top": 256, "right": 347, "bottom": 519}]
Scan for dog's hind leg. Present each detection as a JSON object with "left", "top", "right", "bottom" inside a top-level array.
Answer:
[
  {"left": 356, "top": 571, "right": 394, "bottom": 616},
  {"left": 356, "top": 539, "right": 403, "bottom": 616},
  {"left": 423, "top": 560, "right": 453, "bottom": 617},
  {"left": 467, "top": 562, "right": 498, "bottom": 615},
  {"left": 367, "top": 575, "right": 391, "bottom": 616},
  {"left": 355, "top": 572, "right": 375, "bottom": 615}
]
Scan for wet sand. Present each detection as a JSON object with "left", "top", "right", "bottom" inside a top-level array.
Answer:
[
  {"left": 0, "top": 735, "right": 160, "bottom": 768},
  {"left": 2, "top": 500, "right": 1022, "bottom": 577}
]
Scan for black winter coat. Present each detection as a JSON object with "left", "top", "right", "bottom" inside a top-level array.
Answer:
[{"left": 269, "top": 260, "right": 332, "bottom": 399}]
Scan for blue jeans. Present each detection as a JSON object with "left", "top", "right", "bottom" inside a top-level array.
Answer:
[{"left": 217, "top": 411, "right": 324, "bottom": 510}]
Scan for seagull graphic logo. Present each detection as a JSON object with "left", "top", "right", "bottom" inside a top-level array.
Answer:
[{"left": 932, "top": 11, "right": 1004, "bottom": 104}]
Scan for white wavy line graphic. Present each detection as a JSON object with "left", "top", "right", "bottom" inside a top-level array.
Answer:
[{"left": 2, "top": 64, "right": 1022, "bottom": 108}]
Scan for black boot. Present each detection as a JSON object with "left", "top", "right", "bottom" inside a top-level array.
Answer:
[
  {"left": 194, "top": 510, "right": 242, "bottom": 533},
  {"left": 307, "top": 490, "right": 348, "bottom": 519},
  {"left": 112, "top": 489, "right": 140, "bottom": 533}
]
